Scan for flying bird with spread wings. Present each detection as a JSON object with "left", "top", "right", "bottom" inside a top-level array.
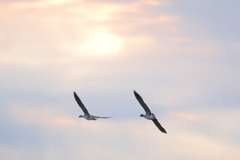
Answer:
[
  {"left": 73, "top": 92, "right": 111, "bottom": 120},
  {"left": 134, "top": 90, "right": 167, "bottom": 133}
]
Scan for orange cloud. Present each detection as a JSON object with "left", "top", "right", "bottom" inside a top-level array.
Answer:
[
  {"left": 169, "top": 111, "right": 197, "bottom": 121},
  {"left": 7, "top": 103, "right": 78, "bottom": 127},
  {"left": 157, "top": 15, "right": 180, "bottom": 23}
]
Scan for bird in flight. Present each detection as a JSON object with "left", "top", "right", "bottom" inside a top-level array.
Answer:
[
  {"left": 133, "top": 90, "right": 167, "bottom": 133},
  {"left": 73, "top": 92, "right": 111, "bottom": 120}
]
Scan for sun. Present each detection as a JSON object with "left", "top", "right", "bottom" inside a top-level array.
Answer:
[{"left": 80, "top": 31, "right": 123, "bottom": 56}]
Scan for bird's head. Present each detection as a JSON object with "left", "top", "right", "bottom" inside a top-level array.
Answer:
[
  {"left": 140, "top": 114, "right": 144, "bottom": 117},
  {"left": 78, "top": 115, "right": 84, "bottom": 118}
]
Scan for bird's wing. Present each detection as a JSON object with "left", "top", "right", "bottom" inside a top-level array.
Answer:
[
  {"left": 134, "top": 91, "right": 151, "bottom": 114},
  {"left": 152, "top": 119, "right": 167, "bottom": 134},
  {"left": 94, "top": 116, "right": 112, "bottom": 119},
  {"left": 73, "top": 92, "right": 90, "bottom": 115}
]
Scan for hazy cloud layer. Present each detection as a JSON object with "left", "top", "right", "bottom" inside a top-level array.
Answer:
[{"left": 1, "top": 0, "right": 240, "bottom": 159}]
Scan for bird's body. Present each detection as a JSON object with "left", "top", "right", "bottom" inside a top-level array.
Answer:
[
  {"left": 134, "top": 90, "right": 167, "bottom": 134},
  {"left": 73, "top": 92, "right": 111, "bottom": 120},
  {"left": 79, "top": 115, "right": 97, "bottom": 120},
  {"left": 140, "top": 113, "right": 156, "bottom": 120}
]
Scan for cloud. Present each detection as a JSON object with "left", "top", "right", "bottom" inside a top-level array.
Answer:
[
  {"left": 7, "top": 103, "right": 77, "bottom": 127},
  {"left": 1, "top": 1, "right": 240, "bottom": 159},
  {"left": 0, "top": 0, "right": 180, "bottom": 63},
  {"left": 169, "top": 111, "right": 197, "bottom": 121},
  {"left": 3, "top": 102, "right": 240, "bottom": 160}
]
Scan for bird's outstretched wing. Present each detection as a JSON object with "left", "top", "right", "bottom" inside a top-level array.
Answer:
[
  {"left": 134, "top": 90, "right": 151, "bottom": 114},
  {"left": 94, "top": 116, "right": 112, "bottom": 119},
  {"left": 152, "top": 118, "right": 167, "bottom": 134},
  {"left": 73, "top": 92, "right": 90, "bottom": 115}
]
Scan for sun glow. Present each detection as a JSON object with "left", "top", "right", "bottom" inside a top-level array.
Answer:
[
  {"left": 67, "top": 31, "right": 123, "bottom": 57},
  {"left": 80, "top": 31, "right": 123, "bottom": 56}
]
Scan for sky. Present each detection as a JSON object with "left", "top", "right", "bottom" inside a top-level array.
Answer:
[{"left": 0, "top": 0, "right": 240, "bottom": 159}]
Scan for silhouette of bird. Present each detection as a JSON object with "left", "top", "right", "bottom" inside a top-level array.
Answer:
[
  {"left": 134, "top": 90, "right": 167, "bottom": 133},
  {"left": 73, "top": 92, "right": 111, "bottom": 120}
]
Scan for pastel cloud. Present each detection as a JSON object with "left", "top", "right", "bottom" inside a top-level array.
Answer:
[
  {"left": 7, "top": 103, "right": 77, "bottom": 127},
  {"left": 0, "top": 0, "right": 180, "bottom": 64},
  {"left": 3, "top": 102, "right": 240, "bottom": 160},
  {"left": 0, "top": 0, "right": 185, "bottom": 93},
  {"left": 169, "top": 111, "right": 197, "bottom": 121},
  {"left": 1, "top": 0, "right": 240, "bottom": 160}
]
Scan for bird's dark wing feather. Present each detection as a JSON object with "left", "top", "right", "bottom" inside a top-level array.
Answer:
[
  {"left": 73, "top": 92, "right": 90, "bottom": 115},
  {"left": 152, "top": 118, "right": 167, "bottom": 134},
  {"left": 134, "top": 91, "right": 151, "bottom": 114}
]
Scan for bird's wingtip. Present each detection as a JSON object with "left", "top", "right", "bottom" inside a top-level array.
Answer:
[
  {"left": 133, "top": 90, "right": 140, "bottom": 97},
  {"left": 73, "top": 91, "right": 78, "bottom": 96},
  {"left": 162, "top": 128, "right": 167, "bottom": 134}
]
